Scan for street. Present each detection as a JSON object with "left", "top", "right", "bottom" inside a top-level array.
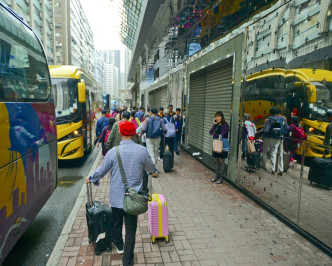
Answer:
[{"left": 3, "top": 146, "right": 101, "bottom": 266}]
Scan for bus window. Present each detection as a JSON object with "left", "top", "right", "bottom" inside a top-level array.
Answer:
[
  {"left": 0, "top": 7, "right": 50, "bottom": 102},
  {"left": 309, "top": 81, "right": 332, "bottom": 121}
]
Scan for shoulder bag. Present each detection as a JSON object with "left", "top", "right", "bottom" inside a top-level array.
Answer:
[
  {"left": 213, "top": 135, "right": 223, "bottom": 153},
  {"left": 116, "top": 146, "right": 151, "bottom": 215}
]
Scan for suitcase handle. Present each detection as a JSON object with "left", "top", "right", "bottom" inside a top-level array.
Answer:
[{"left": 86, "top": 183, "right": 93, "bottom": 208}]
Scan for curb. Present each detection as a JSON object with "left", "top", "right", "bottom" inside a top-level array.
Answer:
[{"left": 46, "top": 149, "right": 102, "bottom": 266}]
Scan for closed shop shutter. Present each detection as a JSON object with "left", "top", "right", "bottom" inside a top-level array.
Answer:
[
  {"left": 148, "top": 91, "right": 155, "bottom": 107},
  {"left": 154, "top": 85, "right": 168, "bottom": 109},
  {"left": 187, "top": 70, "right": 206, "bottom": 151},
  {"left": 202, "top": 58, "right": 233, "bottom": 155}
]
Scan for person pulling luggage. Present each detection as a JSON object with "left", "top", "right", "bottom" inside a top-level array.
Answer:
[
  {"left": 162, "top": 109, "right": 176, "bottom": 157},
  {"left": 86, "top": 121, "right": 156, "bottom": 266}
]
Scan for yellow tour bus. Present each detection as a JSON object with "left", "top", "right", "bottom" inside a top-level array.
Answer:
[
  {"left": 49, "top": 65, "right": 103, "bottom": 160},
  {"left": 244, "top": 68, "right": 332, "bottom": 158}
]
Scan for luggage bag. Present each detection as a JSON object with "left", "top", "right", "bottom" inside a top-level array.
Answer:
[
  {"left": 85, "top": 183, "right": 113, "bottom": 255},
  {"left": 308, "top": 158, "right": 332, "bottom": 189},
  {"left": 247, "top": 152, "right": 261, "bottom": 169},
  {"left": 148, "top": 193, "right": 169, "bottom": 244},
  {"left": 163, "top": 136, "right": 174, "bottom": 172}
]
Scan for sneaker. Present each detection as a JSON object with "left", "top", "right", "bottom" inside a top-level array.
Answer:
[
  {"left": 290, "top": 160, "right": 297, "bottom": 168},
  {"left": 176, "top": 151, "right": 179, "bottom": 155},
  {"left": 158, "top": 157, "right": 161, "bottom": 161},
  {"left": 116, "top": 247, "right": 124, "bottom": 255},
  {"left": 278, "top": 172, "right": 283, "bottom": 176},
  {"left": 152, "top": 173, "right": 158, "bottom": 178}
]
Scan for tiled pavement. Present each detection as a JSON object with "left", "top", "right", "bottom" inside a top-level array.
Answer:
[{"left": 56, "top": 151, "right": 332, "bottom": 266}]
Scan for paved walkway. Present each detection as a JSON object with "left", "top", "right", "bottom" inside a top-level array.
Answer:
[{"left": 56, "top": 151, "right": 332, "bottom": 266}]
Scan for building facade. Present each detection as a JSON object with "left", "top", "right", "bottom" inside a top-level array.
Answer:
[
  {"left": 94, "top": 49, "right": 104, "bottom": 89},
  {"left": 125, "top": 0, "right": 332, "bottom": 253},
  {"left": 3, "top": 0, "right": 55, "bottom": 63},
  {"left": 53, "top": 0, "right": 94, "bottom": 76}
]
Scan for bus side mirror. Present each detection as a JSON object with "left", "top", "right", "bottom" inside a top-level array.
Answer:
[
  {"left": 78, "top": 80, "right": 86, "bottom": 103},
  {"left": 307, "top": 84, "right": 316, "bottom": 103}
]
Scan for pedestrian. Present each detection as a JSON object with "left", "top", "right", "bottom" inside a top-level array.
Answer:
[
  {"left": 136, "top": 112, "right": 150, "bottom": 147},
  {"left": 86, "top": 121, "right": 156, "bottom": 266},
  {"left": 158, "top": 107, "right": 164, "bottom": 118},
  {"left": 168, "top": 104, "right": 175, "bottom": 117},
  {"left": 162, "top": 109, "right": 176, "bottom": 157},
  {"left": 141, "top": 107, "right": 167, "bottom": 177},
  {"left": 96, "top": 110, "right": 109, "bottom": 138},
  {"left": 209, "top": 111, "right": 229, "bottom": 184},
  {"left": 106, "top": 111, "right": 130, "bottom": 150},
  {"left": 135, "top": 107, "right": 145, "bottom": 122},
  {"left": 242, "top": 114, "right": 256, "bottom": 158},
  {"left": 287, "top": 116, "right": 306, "bottom": 167},
  {"left": 261, "top": 107, "right": 288, "bottom": 175},
  {"left": 323, "top": 111, "right": 332, "bottom": 157},
  {"left": 105, "top": 109, "right": 111, "bottom": 118},
  {"left": 97, "top": 117, "right": 116, "bottom": 156},
  {"left": 129, "top": 111, "right": 140, "bottom": 129},
  {"left": 173, "top": 108, "right": 182, "bottom": 155}
]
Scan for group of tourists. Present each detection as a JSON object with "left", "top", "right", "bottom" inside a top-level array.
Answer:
[
  {"left": 87, "top": 104, "right": 183, "bottom": 265},
  {"left": 242, "top": 107, "right": 309, "bottom": 175}
]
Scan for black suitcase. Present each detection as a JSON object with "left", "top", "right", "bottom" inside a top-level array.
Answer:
[
  {"left": 247, "top": 152, "right": 261, "bottom": 169},
  {"left": 85, "top": 183, "right": 112, "bottom": 255},
  {"left": 163, "top": 150, "right": 173, "bottom": 172},
  {"left": 308, "top": 158, "right": 332, "bottom": 189}
]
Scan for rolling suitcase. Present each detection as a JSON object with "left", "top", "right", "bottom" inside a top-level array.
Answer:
[
  {"left": 163, "top": 136, "right": 173, "bottom": 172},
  {"left": 85, "top": 183, "right": 113, "bottom": 255},
  {"left": 148, "top": 193, "right": 169, "bottom": 244},
  {"left": 308, "top": 158, "right": 332, "bottom": 189},
  {"left": 247, "top": 152, "right": 261, "bottom": 169}
]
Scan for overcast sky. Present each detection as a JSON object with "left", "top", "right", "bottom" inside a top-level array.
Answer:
[{"left": 80, "top": 0, "right": 125, "bottom": 52}]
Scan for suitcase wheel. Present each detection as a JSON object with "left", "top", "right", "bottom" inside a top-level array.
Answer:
[
  {"left": 96, "top": 250, "right": 101, "bottom": 256},
  {"left": 88, "top": 239, "right": 92, "bottom": 244},
  {"left": 107, "top": 248, "right": 111, "bottom": 252},
  {"left": 310, "top": 181, "right": 313, "bottom": 185},
  {"left": 165, "top": 236, "right": 169, "bottom": 244},
  {"left": 152, "top": 237, "right": 156, "bottom": 244}
]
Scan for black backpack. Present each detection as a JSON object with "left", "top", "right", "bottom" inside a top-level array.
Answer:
[{"left": 264, "top": 118, "right": 284, "bottom": 138}]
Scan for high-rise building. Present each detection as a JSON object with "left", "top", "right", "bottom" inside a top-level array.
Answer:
[
  {"left": 103, "top": 63, "right": 118, "bottom": 97},
  {"left": 53, "top": 0, "right": 94, "bottom": 76},
  {"left": 94, "top": 49, "right": 104, "bottom": 89},
  {"left": 3, "top": 0, "right": 55, "bottom": 63},
  {"left": 102, "top": 50, "right": 121, "bottom": 93}
]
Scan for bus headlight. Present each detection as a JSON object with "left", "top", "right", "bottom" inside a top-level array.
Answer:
[{"left": 58, "top": 128, "right": 82, "bottom": 142}]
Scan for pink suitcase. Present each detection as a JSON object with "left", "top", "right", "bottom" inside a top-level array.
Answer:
[{"left": 148, "top": 193, "right": 169, "bottom": 243}]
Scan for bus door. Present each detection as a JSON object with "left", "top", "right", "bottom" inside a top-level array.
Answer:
[
  {"left": 85, "top": 90, "right": 92, "bottom": 150},
  {"left": 285, "top": 75, "right": 306, "bottom": 122}
]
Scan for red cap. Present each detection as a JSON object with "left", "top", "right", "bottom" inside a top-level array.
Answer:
[{"left": 119, "top": 121, "right": 136, "bottom": 136}]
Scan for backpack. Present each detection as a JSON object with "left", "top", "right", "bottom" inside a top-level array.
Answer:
[
  {"left": 164, "top": 117, "right": 176, "bottom": 138},
  {"left": 264, "top": 117, "right": 286, "bottom": 138},
  {"left": 290, "top": 125, "right": 306, "bottom": 142},
  {"left": 104, "top": 127, "right": 112, "bottom": 143},
  {"left": 147, "top": 116, "right": 161, "bottom": 138},
  {"left": 96, "top": 117, "right": 108, "bottom": 137}
]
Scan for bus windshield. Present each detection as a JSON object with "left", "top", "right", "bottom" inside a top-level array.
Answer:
[
  {"left": 309, "top": 81, "right": 332, "bottom": 120},
  {"left": 52, "top": 78, "right": 80, "bottom": 124}
]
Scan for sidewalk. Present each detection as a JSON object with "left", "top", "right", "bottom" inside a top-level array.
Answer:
[{"left": 54, "top": 151, "right": 331, "bottom": 266}]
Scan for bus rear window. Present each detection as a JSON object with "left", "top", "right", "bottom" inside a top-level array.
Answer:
[{"left": 0, "top": 6, "right": 50, "bottom": 102}]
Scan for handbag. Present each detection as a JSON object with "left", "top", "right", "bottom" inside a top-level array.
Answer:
[
  {"left": 213, "top": 135, "right": 223, "bottom": 153},
  {"left": 247, "top": 139, "right": 256, "bottom": 154},
  {"left": 116, "top": 146, "right": 150, "bottom": 215}
]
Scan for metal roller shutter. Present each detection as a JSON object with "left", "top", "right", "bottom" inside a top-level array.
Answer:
[
  {"left": 188, "top": 70, "right": 206, "bottom": 151},
  {"left": 154, "top": 86, "right": 168, "bottom": 109},
  {"left": 202, "top": 58, "right": 233, "bottom": 155},
  {"left": 148, "top": 91, "right": 155, "bottom": 108}
]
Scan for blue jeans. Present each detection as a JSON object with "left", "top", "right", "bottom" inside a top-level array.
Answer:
[{"left": 174, "top": 133, "right": 181, "bottom": 152}]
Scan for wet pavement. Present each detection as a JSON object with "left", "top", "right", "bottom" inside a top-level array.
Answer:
[
  {"left": 54, "top": 149, "right": 332, "bottom": 266},
  {"left": 3, "top": 146, "right": 101, "bottom": 266}
]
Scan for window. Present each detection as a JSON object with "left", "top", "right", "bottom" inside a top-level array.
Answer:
[{"left": 0, "top": 6, "right": 50, "bottom": 102}]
